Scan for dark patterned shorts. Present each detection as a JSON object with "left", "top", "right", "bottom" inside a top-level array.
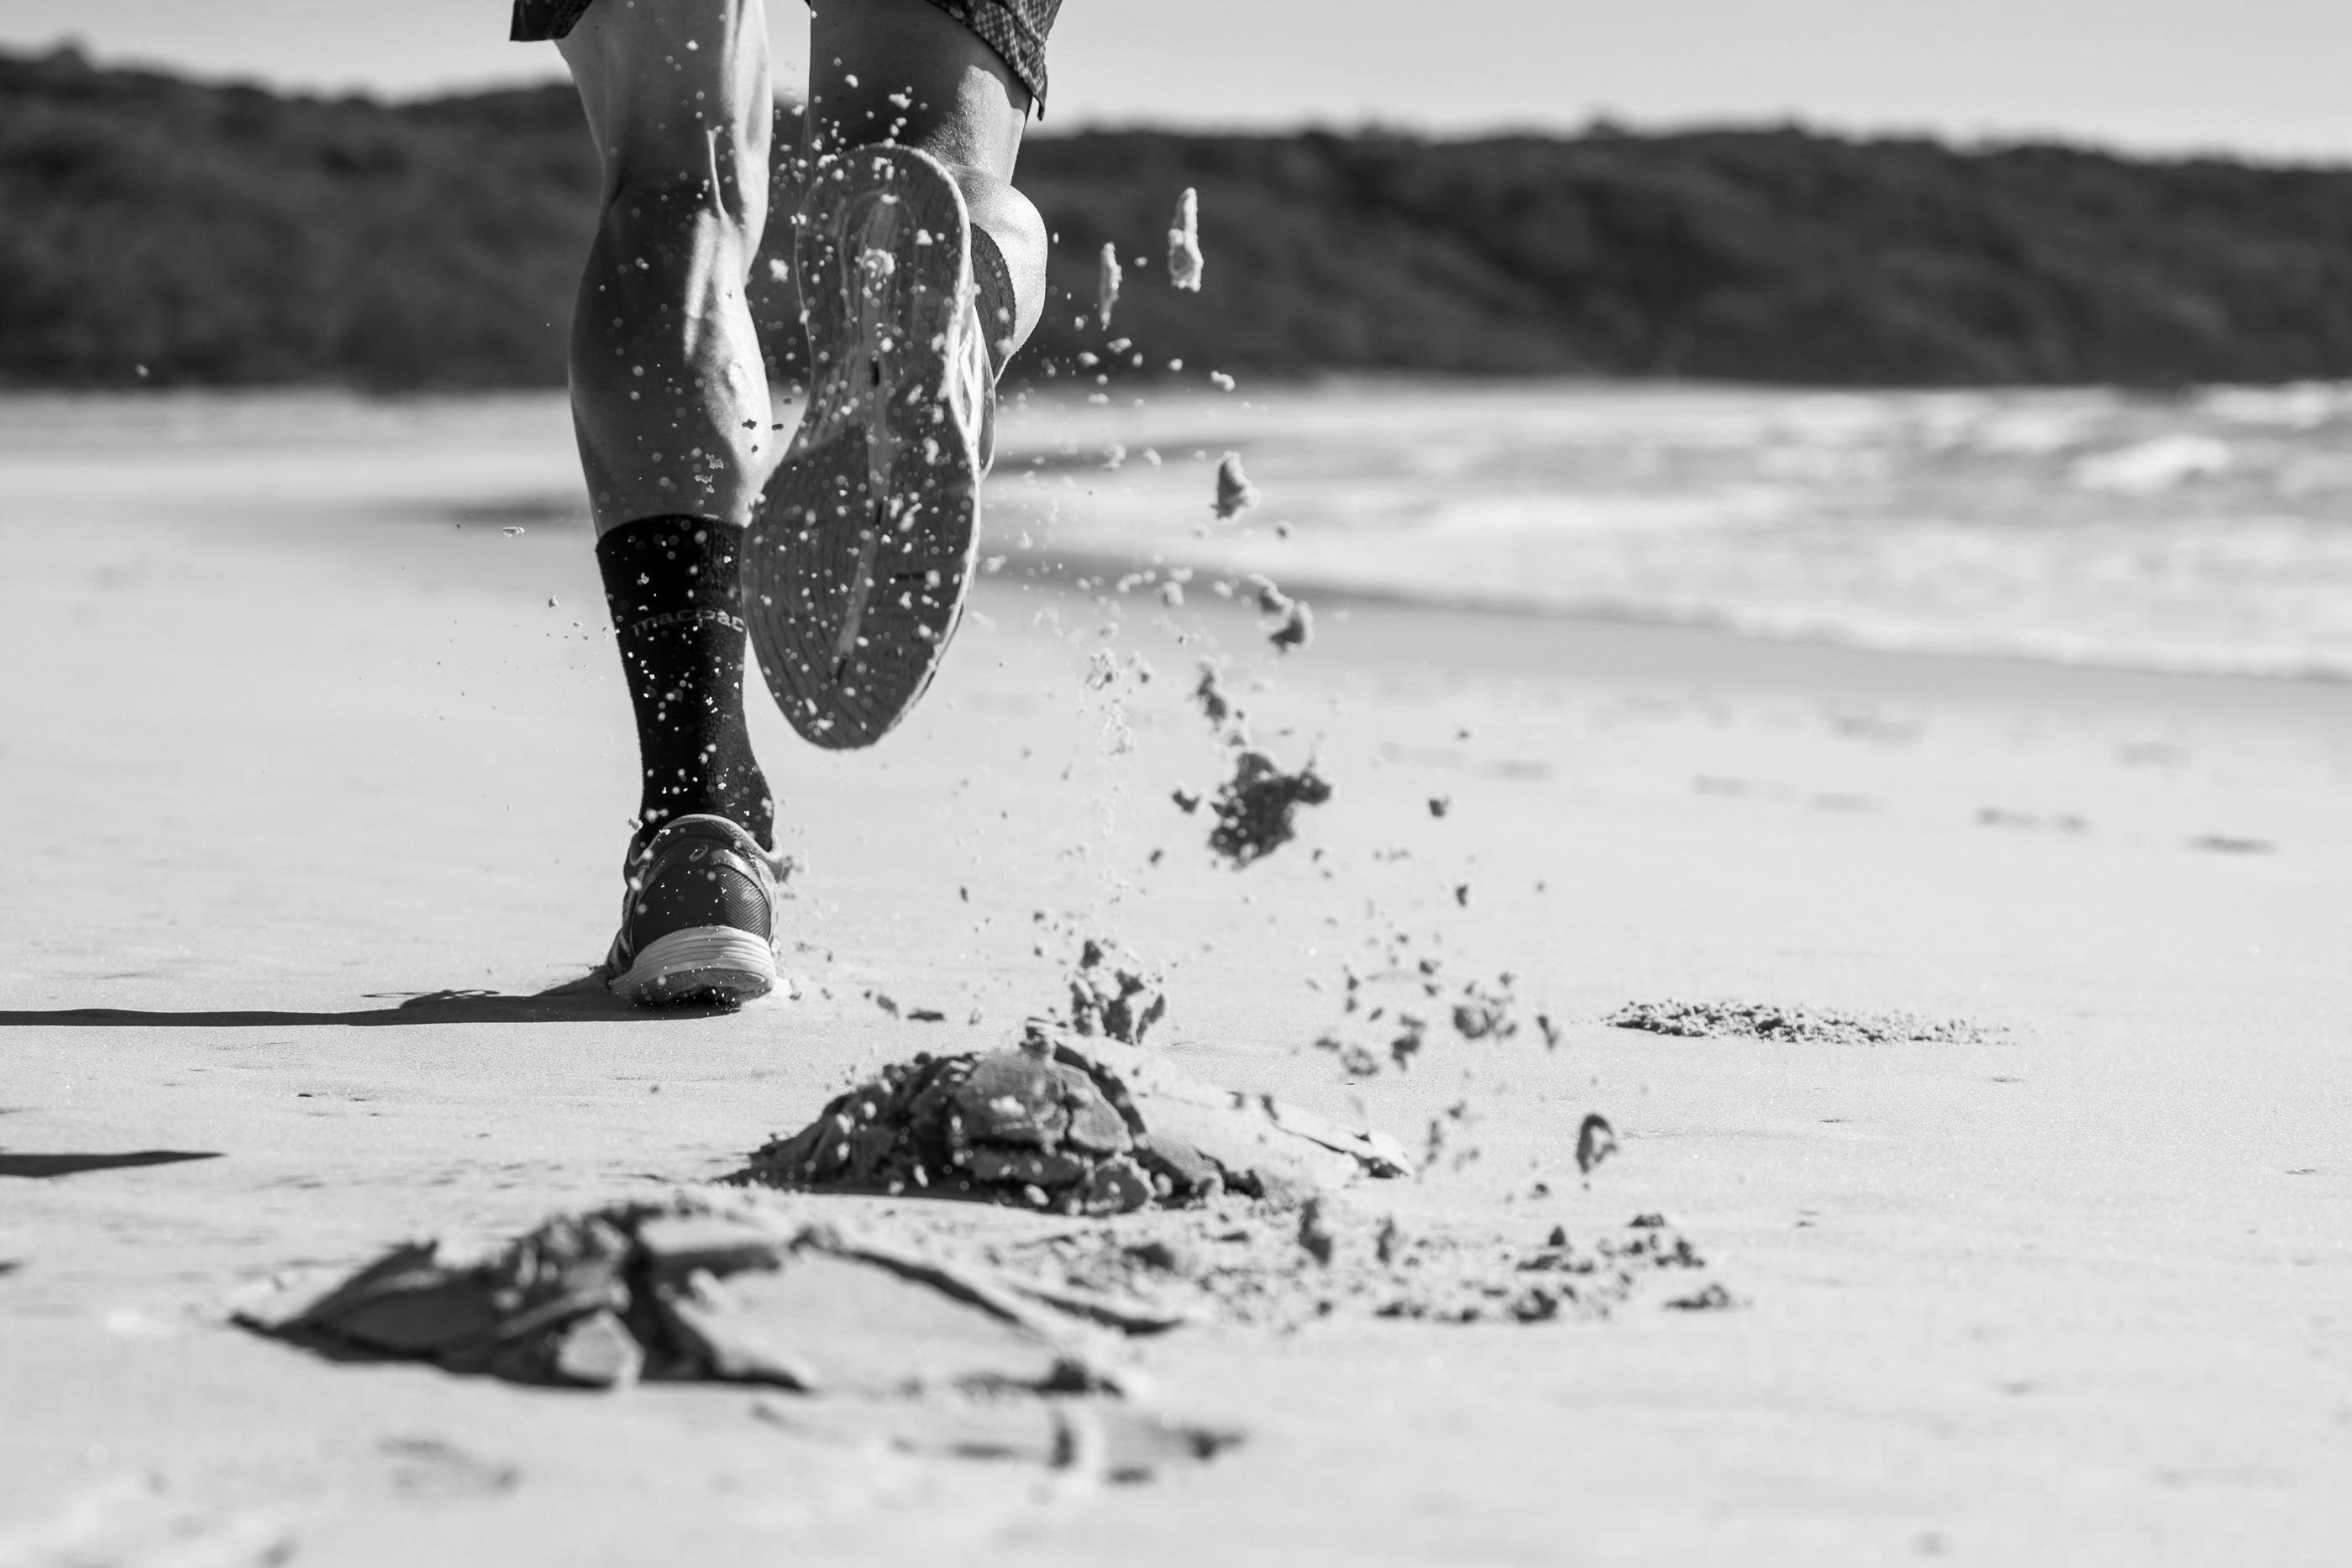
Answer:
[{"left": 511, "top": 0, "right": 1061, "bottom": 103}]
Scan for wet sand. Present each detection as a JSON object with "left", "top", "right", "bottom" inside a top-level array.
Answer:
[{"left": 3, "top": 394, "right": 2349, "bottom": 1564}]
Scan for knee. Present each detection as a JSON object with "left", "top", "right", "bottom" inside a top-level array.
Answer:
[
  {"left": 596, "top": 91, "right": 773, "bottom": 256},
  {"left": 961, "top": 173, "right": 1042, "bottom": 252},
  {"left": 563, "top": 12, "right": 774, "bottom": 256}
]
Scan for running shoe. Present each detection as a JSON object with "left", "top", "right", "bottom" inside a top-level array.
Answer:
[
  {"left": 746, "top": 144, "right": 995, "bottom": 751},
  {"left": 605, "top": 814, "right": 780, "bottom": 1007}
]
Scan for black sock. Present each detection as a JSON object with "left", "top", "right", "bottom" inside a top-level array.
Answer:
[{"left": 596, "top": 516, "right": 774, "bottom": 855}]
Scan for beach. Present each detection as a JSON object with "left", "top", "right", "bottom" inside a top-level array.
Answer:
[{"left": 2, "top": 387, "right": 2348, "bottom": 1564}]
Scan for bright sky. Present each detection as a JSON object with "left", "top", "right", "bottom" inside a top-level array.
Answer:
[{"left": 4, "top": 0, "right": 2352, "bottom": 161}]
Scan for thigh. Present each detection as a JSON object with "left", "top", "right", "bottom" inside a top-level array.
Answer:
[
  {"left": 558, "top": 0, "right": 774, "bottom": 207},
  {"left": 919, "top": 0, "right": 1061, "bottom": 106},
  {"left": 806, "top": 0, "right": 1032, "bottom": 177}
]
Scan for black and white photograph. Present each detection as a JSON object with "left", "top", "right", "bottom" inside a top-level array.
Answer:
[{"left": 1, "top": 2, "right": 2344, "bottom": 1561}]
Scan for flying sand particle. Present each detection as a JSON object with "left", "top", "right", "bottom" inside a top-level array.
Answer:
[
  {"left": 1243, "top": 573, "right": 1312, "bottom": 654},
  {"left": 1213, "top": 453, "right": 1259, "bottom": 520},
  {"left": 1194, "top": 661, "right": 1239, "bottom": 727},
  {"left": 1268, "top": 600, "right": 1312, "bottom": 654},
  {"left": 1575, "top": 1114, "right": 1618, "bottom": 1177},
  {"left": 1167, "top": 187, "right": 1203, "bottom": 291},
  {"left": 1095, "top": 243, "right": 1122, "bottom": 328}
]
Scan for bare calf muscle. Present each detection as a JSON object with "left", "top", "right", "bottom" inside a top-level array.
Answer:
[{"left": 559, "top": 0, "right": 775, "bottom": 534}]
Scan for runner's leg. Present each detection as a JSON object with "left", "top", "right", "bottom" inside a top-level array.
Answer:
[
  {"left": 741, "top": 0, "right": 1057, "bottom": 749},
  {"left": 558, "top": 1, "right": 777, "bottom": 854}
]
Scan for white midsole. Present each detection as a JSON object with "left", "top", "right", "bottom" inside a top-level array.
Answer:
[{"left": 611, "top": 926, "right": 778, "bottom": 1000}]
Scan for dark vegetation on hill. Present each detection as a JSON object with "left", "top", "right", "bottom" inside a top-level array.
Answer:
[{"left": 8, "top": 45, "right": 2352, "bottom": 391}]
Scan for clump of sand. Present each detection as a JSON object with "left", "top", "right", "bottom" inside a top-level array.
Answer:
[
  {"left": 1067, "top": 937, "right": 1168, "bottom": 1047},
  {"left": 234, "top": 1193, "right": 1144, "bottom": 1394},
  {"left": 1606, "top": 999, "right": 2003, "bottom": 1046},
  {"left": 1178, "top": 669, "right": 1331, "bottom": 862},
  {"left": 742, "top": 1043, "right": 1167, "bottom": 1214},
  {"left": 983, "top": 1206, "right": 1724, "bottom": 1330},
  {"left": 738, "top": 1017, "right": 1408, "bottom": 1215},
  {"left": 1206, "top": 749, "right": 1331, "bottom": 866}
]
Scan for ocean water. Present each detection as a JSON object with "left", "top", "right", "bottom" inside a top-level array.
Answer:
[
  {"left": 990, "top": 380, "right": 2352, "bottom": 680},
  {"left": 8, "top": 380, "right": 2352, "bottom": 681}
]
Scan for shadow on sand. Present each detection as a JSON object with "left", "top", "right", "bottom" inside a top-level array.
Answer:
[
  {"left": 0, "top": 977, "right": 733, "bottom": 1029},
  {"left": 0, "top": 1149, "right": 225, "bottom": 1178}
]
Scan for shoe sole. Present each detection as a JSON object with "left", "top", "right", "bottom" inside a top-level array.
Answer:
[
  {"left": 609, "top": 926, "right": 778, "bottom": 1007},
  {"left": 746, "top": 144, "right": 985, "bottom": 752}
]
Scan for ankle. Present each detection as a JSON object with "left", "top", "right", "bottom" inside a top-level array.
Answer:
[
  {"left": 628, "top": 789, "right": 775, "bottom": 870},
  {"left": 597, "top": 516, "right": 776, "bottom": 860}
]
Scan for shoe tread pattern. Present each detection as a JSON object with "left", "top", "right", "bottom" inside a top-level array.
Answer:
[{"left": 747, "top": 145, "right": 985, "bottom": 751}]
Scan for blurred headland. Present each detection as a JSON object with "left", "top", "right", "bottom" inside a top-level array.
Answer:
[{"left": 8, "top": 44, "right": 2352, "bottom": 391}]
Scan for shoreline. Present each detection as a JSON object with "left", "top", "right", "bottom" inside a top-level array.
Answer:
[
  {"left": 1005, "top": 543, "right": 2352, "bottom": 696},
  {"left": 13, "top": 379, "right": 2352, "bottom": 693}
]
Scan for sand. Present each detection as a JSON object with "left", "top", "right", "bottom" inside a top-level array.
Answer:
[{"left": 3, "top": 390, "right": 2349, "bottom": 1565}]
